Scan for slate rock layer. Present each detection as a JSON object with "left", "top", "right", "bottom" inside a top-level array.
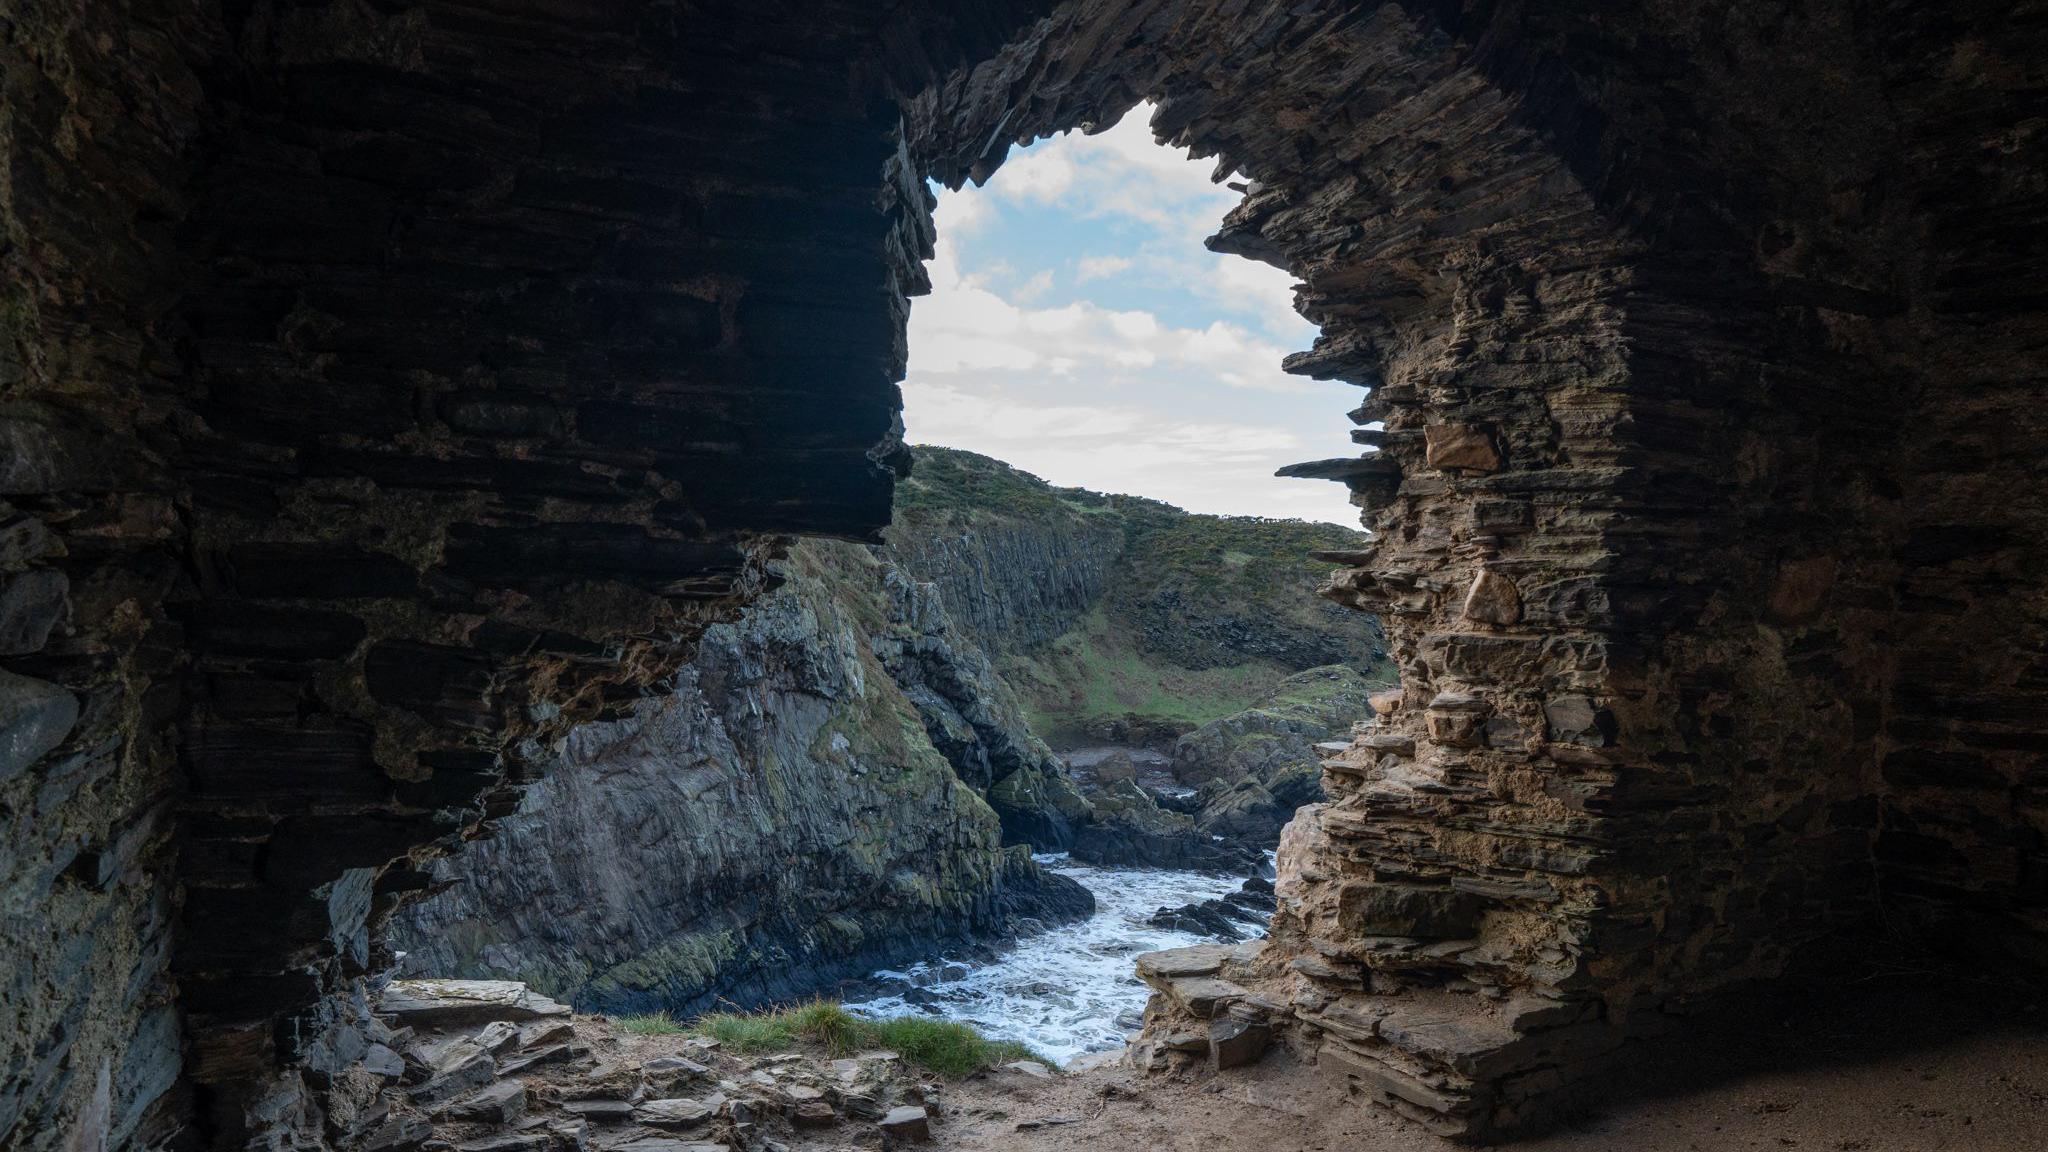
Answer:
[{"left": 1, "top": 0, "right": 2043, "bottom": 1148}]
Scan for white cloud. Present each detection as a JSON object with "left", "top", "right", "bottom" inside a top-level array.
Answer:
[
  {"left": 996, "top": 146, "right": 1077, "bottom": 203},
  {"left": 934, "top": 188, "right": 992, "bottom": 235},
  {"left": 913, "top": 226, "right": 1307, "bottom": 391},
  {"left": 1075, "top": 255, "right": 1132, "bottom": 281},
  {"left": 905, "top": 105, "right": 1359, "bottom": 526},
  {"left": 1013, "top": 269, "right": 1055, "bottom": 303}
]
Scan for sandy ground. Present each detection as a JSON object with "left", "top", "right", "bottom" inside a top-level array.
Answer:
[{"left": 930, "top": 973, "right": 2048, "bottom": 1152}]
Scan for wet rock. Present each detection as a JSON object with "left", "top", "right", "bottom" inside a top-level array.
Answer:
[{"left": 1146, "top": 898, "right": 1257, "bottom": 941}]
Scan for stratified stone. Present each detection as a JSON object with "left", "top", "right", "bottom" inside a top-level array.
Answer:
[
  {"left": 409, "top": 1046, "right": 498, "bottom": 1108},
  {"left": 1423, "top": 425, "right": 1502, "bottom": 472},
  {"left": 377, "top": 981, "right": 571, "bottom": 1028},
  {"left": 1542, "top": 696, "right": 1608, "bottom": 745},
  {"left": 1337, "top": 882, "right": 1483, "bottom": 938}
]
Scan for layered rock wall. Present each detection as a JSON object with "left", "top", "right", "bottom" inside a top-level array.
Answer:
[
  {"left": 2, "top": 0, "right": 2043, "bottom": 1148},
  {"left": 905, "top": 0, "right": 2048, "bottom": 1136}
]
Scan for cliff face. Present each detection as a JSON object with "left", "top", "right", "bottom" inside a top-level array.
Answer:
[
  {"left": 888, "top": 448, "right": 1388, "bottom": 746},
  {"left": 390, "top": 451, "right": 1372, "bottom": 1014},
  {"left": 390, "top": 540, "right": 1089, "bottom": 1014}
]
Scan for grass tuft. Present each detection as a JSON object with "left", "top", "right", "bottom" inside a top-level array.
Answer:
[
  {"left": 865, "top": 1015, "right": 1042, "bottom": 1078},
  {"left": 617, "top": 1011, "right": 687, "bottom": 1035},
  {"left": 687, "top": 1000, "right": 1048, "bottom": 1077}
]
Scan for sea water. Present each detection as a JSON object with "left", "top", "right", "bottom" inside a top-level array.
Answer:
[{"left": 842, "top": 854, "right": 1262, "bottom": 1066}]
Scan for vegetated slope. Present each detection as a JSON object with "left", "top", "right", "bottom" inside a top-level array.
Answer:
[{"left": 886, "top": 446, "right": 1389, "bottom": 746}]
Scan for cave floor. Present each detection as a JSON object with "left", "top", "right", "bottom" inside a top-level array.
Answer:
[
  {"left": 377, "top": 969, "right": 2047, "bottom": 1151},
  {"left": 938, "top": 1027, "right": 2048, "bottom": 1152},
  {"left": 934, "top": 969, "right": 2048, "bottom": 1152}
]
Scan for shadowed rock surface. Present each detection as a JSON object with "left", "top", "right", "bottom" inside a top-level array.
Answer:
[
  {"left": 1, "top": 0, "right": 2043, "bottom": 1148},
  {"left": 389, "top": 541, "right": 1092, "bottom": 1017}
]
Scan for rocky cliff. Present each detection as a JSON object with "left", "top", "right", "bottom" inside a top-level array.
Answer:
[
  {"left": 390, "top": 540, "right": 1090, "bottom": 1015},
  {"left": 888, "top": 448, "right": 1387, "bottom": 747},
  {"left": 391, "top": 451, "right": 1382, "bottom": 1014}
]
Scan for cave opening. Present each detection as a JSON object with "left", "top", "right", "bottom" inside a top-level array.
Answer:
[{"left": 2, "top": 1, "right": 2044, "bottom": 1150}]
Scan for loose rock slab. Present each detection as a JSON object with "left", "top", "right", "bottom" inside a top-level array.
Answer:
[
  {"left": 880, "top": 1105, "right": 931, "bottom": 1142},
  {"left": 378, "top": 980, "right": 572, "bottom": 1027},
  {"left": 634, "top": 1096, "right": 718, "bottom": 1128}
]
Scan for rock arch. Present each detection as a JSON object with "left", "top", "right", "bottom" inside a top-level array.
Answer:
[{"left": 1, "top": 0, "right": 2042, "bottom": 1147}]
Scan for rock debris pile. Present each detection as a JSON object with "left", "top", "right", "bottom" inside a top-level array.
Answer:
[{"left": 350, "top": 981, "right": 958, "bottom": 1152}]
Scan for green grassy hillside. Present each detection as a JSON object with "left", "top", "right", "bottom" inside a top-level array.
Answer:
[{"left": 887, "top": 447, "right": 1389, "bottom": 746}]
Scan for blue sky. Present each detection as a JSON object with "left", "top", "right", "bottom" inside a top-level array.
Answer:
[{"left": 902, "top": 107, "right": 1362, "bottom": 526}]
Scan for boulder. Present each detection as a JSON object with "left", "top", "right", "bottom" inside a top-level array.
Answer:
[{"left": 879, "top": 1105, "right": 931, "bottom": 1142}]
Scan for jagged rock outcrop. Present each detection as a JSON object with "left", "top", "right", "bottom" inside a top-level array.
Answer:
[
  {"left": 3, "top": 0, "right": 2043, "bottom": 1147},
  {"left": 1171, "top": 665, "right": 1383, "bottom": 846},
  {"left": 869, "top": 564, "right": 1090, "bottom": 851},
  {"left": 390, "top": 540, "right": 1090, "bottom": 1015}
]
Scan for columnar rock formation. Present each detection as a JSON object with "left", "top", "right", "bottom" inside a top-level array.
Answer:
[{"left": 2, "top": 0, "right": 2043, "bottom": 1149}]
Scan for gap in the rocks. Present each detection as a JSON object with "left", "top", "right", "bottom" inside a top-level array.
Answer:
[
  {"left": 901, "top": 104, "right": 1355, "bottom": 528},
  {"left": 825, "top": 108, "right": 1385, "bottom": 1064}
]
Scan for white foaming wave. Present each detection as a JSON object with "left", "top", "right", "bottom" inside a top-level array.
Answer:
[{"left": 842, "top": 855, "right": 1261, "bottom": 1066}]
